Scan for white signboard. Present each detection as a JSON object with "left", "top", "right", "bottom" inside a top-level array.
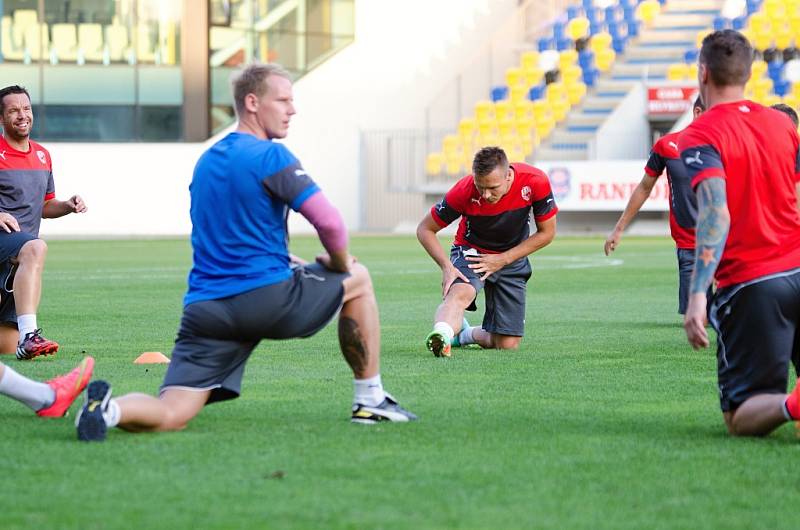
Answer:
[{"left": 537, "top": 161, "right": 670, "bottom": 211}]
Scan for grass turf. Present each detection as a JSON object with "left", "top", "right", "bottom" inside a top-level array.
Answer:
[{"left": 2, "top": 236, "right": 799, "bottom": 530}]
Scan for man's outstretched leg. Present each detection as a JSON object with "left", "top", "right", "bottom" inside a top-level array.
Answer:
[
  {"left": 723, "top": 377, "right": 800, "bottom": 437},
  {"left": 341, "top": 263, "right": 417, "bottom": 423},
  {"left": 13, "top": 239, "right": 58, "bottom": 360},
  {"left": 0, "top": 357, "right": 93, "bottom": 416}
]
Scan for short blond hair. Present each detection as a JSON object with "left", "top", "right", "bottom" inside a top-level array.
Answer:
[{"left": 231, "top": 62, "right": 292, "bottom": 116}]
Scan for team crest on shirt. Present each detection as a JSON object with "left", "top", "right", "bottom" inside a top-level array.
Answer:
[
  {"left": 36, "top": 151, "right": 46, "bottom": 165},
  {"left": 521, "top": 185, "right": 531, "bottom": 202}
]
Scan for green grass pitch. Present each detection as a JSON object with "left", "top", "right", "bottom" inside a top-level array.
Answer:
[{"left": 2, "top": 236, "right": 799, "bottom": 530}]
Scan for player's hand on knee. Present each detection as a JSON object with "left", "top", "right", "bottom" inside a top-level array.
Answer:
[
  {"left": 442, "top": 264, "right": 468, "bottom": 298},
  {"left": 0, "top": 213, "right": 19, "bottom": 233},
  {"left": 466, "top": 253, "right": 507, "bottom": 281}
]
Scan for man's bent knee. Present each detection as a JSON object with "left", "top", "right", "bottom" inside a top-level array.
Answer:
[
  {"left": 18, "top": 239, "right": 47, "bottom": 263},
  {"left": 444, "top": 282, "right": 476, "bottom": 308},
  {"left": 343, "top": 263, "right": 374, "bottom": 301},
  {"left": 492, "top": 335, "right": 522, "bottom": 350}
]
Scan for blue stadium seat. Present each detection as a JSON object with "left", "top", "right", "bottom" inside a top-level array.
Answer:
[
  {"left": 746, "top": 0, "right": 761, "bottom": 15},
  {"left": 491, "top": 86, "right": 509, "bottom": 102},
  {"left": 538, "top": 37, "right": 553, "bottom": 51},
  {"left": 713, "top": 17, "right": 727, "bottom": 31},
  {"left": 732, "top": 16, "right": 746, "bottom": 30},
  {"left": 556, "top": 38, "right": 573, "bottom": 51},
  {"left": 553, "top": 22, "right": 566, "bottom": 40},
  {"left": 582, "top": 67, "right": 598, "bottom": 87},
  {"left": 585, "top": 7, "right": 599, "bottom": 23},
  {"left": 605, "top": 6, "right": 617, "bottom": 23},
  {"left": 626, "top": 20, "right": 639, "bottom": 37},
  {"left": 582, "top": 0, "right": 593, "bottom": 10},
  {"left": 567, "top": 6, "right": 581, "bottom": 20},
  {"left": 579, "top": 49, "right": 595, "bottom": 68},
  {"left": 607, "top": 21, "right": 625, "bottom": 39},
  {"left": 684, "top": 49, "right": 699, "bottom": 63},
  {"left": 528, "top": 84, "right": 546, "bottom": 100},
  {"left": 774, "top": 79, "right": 790, "bottom": 97},
  {"left": 612, "top": 36, "right": 627, "bottom": 54},
  {"left": 768, "top": 60, "right": 784, "bottom": 80},
  {"left": 590, "top": 21, "right": 604, "bottom": 35}
]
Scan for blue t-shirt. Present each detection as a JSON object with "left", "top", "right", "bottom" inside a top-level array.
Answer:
[{"left": 185, "top": 132, "right": 319, "bottom": 305}]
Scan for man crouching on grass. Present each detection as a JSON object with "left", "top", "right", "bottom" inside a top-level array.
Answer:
[{"left": 74, "top": 63, "right": 416, "bottom": 441}]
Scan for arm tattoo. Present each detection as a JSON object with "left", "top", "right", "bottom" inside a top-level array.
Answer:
[
  {"left": 338, "top": 317, "right": 368, "bottom": 374},
  {"left": 690, "top": 178, "right": 730, "bottom": 294}
]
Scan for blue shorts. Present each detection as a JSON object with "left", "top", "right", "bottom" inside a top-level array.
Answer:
[{"left": 0, "top": 231, "right": 36, "bottom": 325}]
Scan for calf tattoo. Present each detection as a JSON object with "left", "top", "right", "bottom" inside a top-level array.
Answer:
[{"left": 338, "top": 317, "right": 368, "bottom": 374}]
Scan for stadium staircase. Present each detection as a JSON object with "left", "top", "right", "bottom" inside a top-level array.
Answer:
[{"left": 535, "top": 0, "right": 723, "bottom": 161}]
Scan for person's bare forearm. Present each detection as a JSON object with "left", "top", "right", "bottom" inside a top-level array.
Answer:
[
  {"left": 497, "top": 227, "right": 555, "bottom": 264},
  {"left": 328, "top": 248, "right": 351, "bottom": 272},
  {"left": 613, "top": 181, "right": 654, "bottom": 233},
  {"left": 417, "top": 226, "right": 450, "bottom": 270}
]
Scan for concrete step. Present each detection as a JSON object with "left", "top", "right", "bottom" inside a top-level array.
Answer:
[
  {"left": 533, "top": 146, "right": 589, "bottom": 161},
  {"left": 638, "top": 29, "right": 701, "bottom": 45},
  {"left": 594, "top": 79, "right": 636, "bottom": 93},
  {"left": 625, "top": 45, "right": 687, "bottom": 62},
  {"left": 582, "top": 96, "right": 619, "bottom": 110},
  {"left": 566, "top": 113, "right": 607, "bottom": 127},
  {"left": 610, "top": 62, "right": 670, "bottom": 79},
  {"left": 663, "top": 0, "right": 724, "bottom": 12},
  {"left": 549, "top": 129, "right": 595, "bottom": 143},
  {"left": 650, "top": 13, "right": 717, "bottom": 30}
]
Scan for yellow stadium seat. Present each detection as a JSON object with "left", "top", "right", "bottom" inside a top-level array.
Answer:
[
  {"left": 566, "top": 81, "right": 587, "bottom": 105},
  {"left": 516, "top": 116, "right": 535, "bottom": 135},
  {"left": 1, "top": 16, "right": 24, "bottom": 61},
  {"left": 12, "top": 9, "right": 37, "bottom": 47},
  {"left": 751, "top": 60, "right": 767, "bottom": 79},
  {"left": 509, "top": 84, "right": 528, "bottom": 103},
  {"left": 561, "top": 64, "right": 582, "bottom": 85},
  {"left": 494, "top": 100, "right": 514, "bottom": 121},
  {"left": 762, "top": 94, "right": 782, "bottom": 107},
  {"left": 477, "top": 121, "right": 496, "bottom": 136},
  {"left": 636, "top": 0, "right": 661, "bottom": 25},
  {"left": 106, "top": 23, "right": 130, "bottom": 62},
  {"left": 689, "top": 63, "right": 698, "bottom": 80},
  {"left": 535, "top": 118, "right": 555, "bottom": 141},
  {"left": 667, "top": 63, "right": 690, "bottom": 81},
  {"left": 78, "top": 23, "right": 105, "bottom": 63},
  {"left": 445, "top": 159, "right": 463, "bottom": 176},
  {"left": 498, "top": 120, "right": 516, "bottom": 137},
  {"left": 791, "top": 82, "right": 800, "bottom": 100},
  {"left": 752, "top": 32, "right": 773, "bottom": 52},
  {"left": 23, "top": 23, "right": 48, "bottom": 62},
  {"left": 590, "top": 32, "right": 613, "bottom": 54},
  {"left": 595, "top": 48, "right": 615, "bottom": 72},
  {"left": 784, "top": 93, "right": 800, "bottom": 109},
  {"left": 458, "top": 118, "right": 477, "bottom": 138},
  {"left": 753, "top": 77, "right": 774, "bottom": 100},
  {"left": 748, "top": 12, "right": 770, "bottom": 35},
  {"left": 505, "top": 67, "right": 523, "bottom": 88},
  {"left": 478, "top": 134, "right": 501, "bottom": 149},
  {"left": 546, "top": 82, "right": 567, "bottom": 102},
  {"left": 520, "top": 50, "right": 540, "bottom": 72},
  {"left": 558, "top": 49, "right": 578, "bottom": 68},
  {"left": 532, "top": 100, "right": 551, "bottom": 120},
  {"left": 551, "top": 99, "right": 569, "bottom": 121},
  {"left": 566, "top": 17, "right": 590, "bottom": 41},
  {"left": 426, "top": 153, "right": 444, "bottom": 176},
  {"left": 696, "top": 30, "right": 712, "bottom": 49},
  {"left": 442, "top": 134, "right": 461, "bottom": 156},
  {"left": 514, "top": 100, "right": 534, "bottom": 120},
  {"left": 523, "top": 68, "right": 544, "bottom": 87},
  {"left": 51, "top": 23, "right": 78, "bottom": 63},
  {"left": 775, "top": 31, "right": 794, "bottom": 50},
  {"left": 475, "top": 101, "right": 494, "bottom": 122},
  {"left": 764, "top": 0, "right": 785, "bottom": 20}
]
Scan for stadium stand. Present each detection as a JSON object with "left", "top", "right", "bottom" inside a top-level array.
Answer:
[{"left": 423, "top": 0, "right": 800, "bottom": 174}]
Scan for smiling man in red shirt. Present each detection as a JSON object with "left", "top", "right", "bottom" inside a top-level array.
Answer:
[{"left": 416, "top": 147, "right": 557, "bottom": 357}]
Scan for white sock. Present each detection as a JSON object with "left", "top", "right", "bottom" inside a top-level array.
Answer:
[
  {"left": 17, "top": 314, "right": 37, "bottom": 343},
  {"left": 104, "top": 399, "right": 121, "bottom": 428},
  {"left": 433, "top": 322, "right": 454, "bottom": 342},
  {"left": 458, "top": 326, "right": 478, "bottom": 345},
  {"left": 354, "top": 374, "right": 385, "bottom": 407},
  {"left": 0, "top": 364, "right": 54, "bottom": 411}
]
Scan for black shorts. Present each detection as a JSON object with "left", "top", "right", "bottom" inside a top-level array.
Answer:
[
  {"left": 676, "top": 248, "right": 693, "bottom": 315},
  {"left": 0, "top": 231, "right": 36, "bottom": 325},
  {"left": 709, "top": 269, "right": 800, "bottom": 412},
  {"left": 450, "top": 245, "right": 532, "bottom": 336},
  {"left": 161, "top": 263, "right": 349, "bottom": 404}
]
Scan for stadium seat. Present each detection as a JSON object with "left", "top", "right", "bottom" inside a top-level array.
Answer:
[
  {"left": 514, "top": 100, "right": 534, "bottom": 120},
  {"left": 561, "top": 64, "right": 583, "bottom": 85},
  {"left": 667, "top": 63, "right": 690, "bottom": 81},
  {"left": 106, "top": 23, "right": 130, "bottom": 63},
  {"left": 51, "top": 23, "right": 79, "bottom": 63},
  {"left": 12, "top": 9, "right": 37, "bottom": 48},
  {"left": 566, "top": 17, "right": 590, "bottom": 41},
  {"left": 509, "top": 84, "right": 528, "bottom": 103},
  {"left": 475, "top": 101, "right": 494, "bottom": 122},
  {"left": 589, "top": 32, "right": 613, "bottom": 54},
  {"left": 1, "top": 16, "right": 24, "bottom": 61},
  {"left": 521, "top": 50, "right": 539, "bottom": 72},
  {"left": 566, "top": 81, "right": 587, "bottom": 105},
  {"left": 425, "top": 153, "right": 444, "bottom": 176},
  {"left": 636, "top": 0, "right": 661, "bottom": 25},
  {"left": 595, "top": 48, "right": 615, "bottom": 72},
  {"left": 505, "top": 67, "right": 523, "bottom": 88},
  {"left": 78, "top": 23, "right": 105, "bottom": 63},
  {"left": 523, "top": 68, "right": 544, "bottom": 87},
  {"left": 136, "top": 23, "right": 157, "bottom": 63},
  {"left": 24, "top": 23, "right": 48, "bottom": 62},
  {"left": 445, "top": 159, "right": 462, "bottom": 176},
  {"left": 558, "top": 49, "right": 579, "bottom": 71},
  {"left": 494, "top": 100, "right": 514, "bottom": 121},
  {"left": 458, "top": 118, "right": 477, "bottom": 138},
  {"left": 752, "top": 59, "right": 768, "bottom": 79}
]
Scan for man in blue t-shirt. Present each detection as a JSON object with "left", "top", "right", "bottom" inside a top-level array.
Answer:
[{"left": 75, "top": 63, "right": 416, "bottom": 441}]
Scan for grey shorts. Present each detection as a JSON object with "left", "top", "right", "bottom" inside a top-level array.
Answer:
[
  {"left": 161, "top": 263, "right": 349, "bottom": 404},
  {"left": 450, "top": 245, "right": 532, "bottom": 336},
  {"left": 710, "top": 269, "right": 800, "bottom": 412},
  {"left": 0, "top": 231, "right": 36, "bottom": 325}
]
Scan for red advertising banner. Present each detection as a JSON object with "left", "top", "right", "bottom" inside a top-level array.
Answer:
[{"left": 647, "top": 86, "right": 697, "bottom": 115}]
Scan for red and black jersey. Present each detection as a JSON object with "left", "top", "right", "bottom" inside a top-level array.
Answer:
[
  {"left": 644, "top": 131, "right": 696, "bottom": 249},
  {"left": 0, "top": 135, "right": 56, "bottom": 237},
  {"left": 430, "top": 162, "right": 558, "bottom": 253},
  {"left": 679, "top": 100, "right": 800, "bottom": 288}
]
